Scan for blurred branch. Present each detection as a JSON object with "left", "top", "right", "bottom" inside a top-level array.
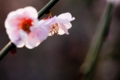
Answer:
[
  {"left": 80, "top": 3, "right": 114, "bottom": 80},
  {"left": 0, "top": 0, "right": 59, "bottom": 61}
]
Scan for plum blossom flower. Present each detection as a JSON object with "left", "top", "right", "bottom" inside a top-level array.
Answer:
[
  {"left": 5, "top": 6, "right": 49, "bottom": 49},
  {"left": 43, "top": 12, "right": 75, "bottom": 36}
]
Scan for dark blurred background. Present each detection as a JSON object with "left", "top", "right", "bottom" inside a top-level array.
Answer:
[{"left": 0, "top": 0, "right": 120, "bottom": 80}]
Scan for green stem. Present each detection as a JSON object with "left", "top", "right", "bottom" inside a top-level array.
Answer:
[
  {"left": 0, "top": 0, "right": 59, "bottom": 61},
  {"left": 38, "top": 0, "right": 59, "bottom": 18},
  {"left": 81, "top": 3, "right": 114, "bottom": 80},
  {"left": 0, "top": 42, "right": 16, "bottom": 61}
]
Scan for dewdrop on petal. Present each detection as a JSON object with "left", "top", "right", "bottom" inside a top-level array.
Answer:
[
  {"left": 5, "top": 6, "right": 49, "bottom": 49},
  {"left": 43, "top": 12, "right": 75, "bottom": 36}
]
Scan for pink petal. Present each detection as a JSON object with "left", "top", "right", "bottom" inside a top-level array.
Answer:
[
  {"left": 19, "top": 30, "right": 28, "bottom": 42},
  {"left": 58, "top": 12, "right": 75, "bottom": 21},
  {"left": 7, "top": 29, "right": 24, "bottom": 48},
  {"left": 58, "top": 22, "right": 69, "bottom": 35},
  {"left": 35, "top": 26, "right": 49, "bottom": 41},
  {"left": 7, "top": 29, "right": 21, "bottom": 42},
  {"left": 30, "top": 26, "right": 37, "bottom": 32},
  {"left": 58, "top": 12, "right": 71, "bottom": 18},
  {"left": 25, "top": 41, "right": 34, "bottom": 49},
  {"left": 15, "top": 8, "right": 25, "bottom": 15},
  {"left": 41, "top": 16, "right": 57, "bottom": 25},
  {"left": 25, "top": 32, "right": 39, "bottom": 49},
  {"left": 64, "top": 22, "right": 72, "bottom": 29},
  {"left": 57, "top": 17, "right": 69, "bottom": 24},
  {"left": 35, "top": 40, "right": 42, "bottom": 47},
  {"left": 14, "top": 40, "right": 24, "bottom": 48},
  {"left": 5, "top": 11, "right": 21, "bottom": 30},
  {"left": 58, "top": 29, "right": 65, "bottom": 35},
  {"left": 23, "top": 6, "right": 38, "bottom": 19}
]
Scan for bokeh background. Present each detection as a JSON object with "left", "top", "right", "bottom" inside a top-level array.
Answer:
[{"left": 0, "top": 0, "right": 120, "bottom": 80}]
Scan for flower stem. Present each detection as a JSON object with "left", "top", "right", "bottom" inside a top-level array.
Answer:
[
  {"left": 38, "top": 0, "right": 59, "bottom": 19},
  {"left": 80, "top": 3, "right": 114, "bottom": 80},
  {"left": 0, "top": 42, "right": 16, "bottom": 60},
  {"left": 0, "top": 0, "right": 59, "bottom": 61}
]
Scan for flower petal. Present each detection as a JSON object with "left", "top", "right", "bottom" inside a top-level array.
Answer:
[
  {"left": 57, "top": 18, "right": 69, "bottom": 24},
  {"left": 23, "top": 6, "right": 38, "bottom": 19},
  {"left": 25, "top": 41, "right": 33, "bottom": 49},
  {"left": 58, "top": 29, "right": 65, "bottom": 35},
  {"left": 19, "top": 30, "right": 28, "bottom": 42},
  {"left": 42, "top": 16, "right": 57, "bottom": 25},
  {"left": 58, "top": 22, "right": 69, "bottom": 35},
  {"left": 7, "top": 29, "right": 20, "bottom": 42},
  {"left": 35, "top": 40, "right": 42, "bottom": 47},
  {"left": 58, "top": 12, "right": 75, "bottom": 21},
  {"left": 64, "top": 22, "right": 72, "bottom": 29},
  {"left": 35, "top": 26, "right": 49, "bottom": 41},
  {"left": 14, "top": 40, "right": 24, "bottom": 48},
  {"left": 6, "top": 29, "right": 24, "bottom": 48},
  {"left": 5, "top": 12, "right": 21, "bottom": 30},
  {"left": 25, "top": 32, "right": 39, "bottom": 49}
]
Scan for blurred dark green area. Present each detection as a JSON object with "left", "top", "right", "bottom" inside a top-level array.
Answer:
[{"left": 0, "top": 0, "right": 120, "bottom": 80}]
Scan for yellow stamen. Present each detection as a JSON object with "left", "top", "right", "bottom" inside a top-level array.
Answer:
[
  {"left": 50, "top": 23, "right": 59, "bottom": 35},
  {"left": 48, "top": 12, "right": 52, "bottom": 18}
]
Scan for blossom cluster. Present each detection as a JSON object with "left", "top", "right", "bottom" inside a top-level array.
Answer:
[{"left": 5, "top": 6, "right": 75, "bottom": 49}]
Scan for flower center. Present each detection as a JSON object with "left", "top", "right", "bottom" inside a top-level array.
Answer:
[
  {"left": 50, "top": 23, "right": 59, "bottom": 35},
  {"left": 19, "top": 19, "right": 33, "bottom": 33}
]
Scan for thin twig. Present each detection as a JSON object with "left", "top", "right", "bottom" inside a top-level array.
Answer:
[{"left": 80, "top": 3, "right": 114, "bottom": 80}]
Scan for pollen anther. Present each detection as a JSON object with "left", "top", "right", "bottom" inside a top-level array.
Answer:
[
  {"left": 50, "top": 23, "right": 59, "bottom": 35},
  {"left": 19, "top": 19, "right": 33, "bottom": 33}
]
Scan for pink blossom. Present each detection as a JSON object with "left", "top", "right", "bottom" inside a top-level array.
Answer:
[
  {"left": 5, "top": 6, "right": 49, "bottom": 49},
  {"left": 43, "top": 12, "right": 75, "bottom": 36}
]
